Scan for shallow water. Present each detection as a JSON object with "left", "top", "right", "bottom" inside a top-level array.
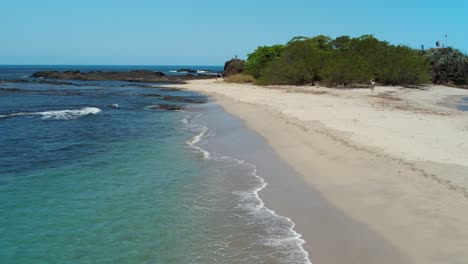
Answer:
[
  {"left": 0, "top": 67, "right": 310, "bottom": 263},
  {"left": 457, "top": 97, "right": 468, "bottom": 111}
]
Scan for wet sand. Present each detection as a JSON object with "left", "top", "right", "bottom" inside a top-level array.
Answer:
[
  {"left": 196, "top": 102, "right": 410, "bottom": 263},
  {"left": 179, "top": 80, "right": 468, "bottom": 264}
]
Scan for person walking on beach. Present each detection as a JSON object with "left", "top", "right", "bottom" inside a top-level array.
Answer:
[{"left": 370, "top": 79, "right": 376, "bottom": 92}]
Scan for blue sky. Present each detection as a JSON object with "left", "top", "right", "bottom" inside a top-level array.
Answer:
[{"left": 1, "top": 0, "right": 467, "bottom": 65}]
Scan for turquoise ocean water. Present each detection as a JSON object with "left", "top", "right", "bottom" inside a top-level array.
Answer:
[{"left": 0, "top": 66, "right": 310, "bottom": 263}]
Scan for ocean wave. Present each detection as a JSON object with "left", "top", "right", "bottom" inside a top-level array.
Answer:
[
  {"left": 184, "top": 113, "right": 211, "bottom": 159},
  {"left": 181, "top": 112, "right": 312, "bottom": 264},
  {"left": 232, "top": 159, "right": 311, "bottom": 264},
  {"left": 0, "top": 107, "right": 101, "bottom": 120}
]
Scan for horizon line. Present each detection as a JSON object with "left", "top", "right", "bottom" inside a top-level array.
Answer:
[
  {"left": 0, "top": 64, "right": 224, "bottom": 67},
  {"left": 0, "top": 64, "right": 223, "bottom": 67}
]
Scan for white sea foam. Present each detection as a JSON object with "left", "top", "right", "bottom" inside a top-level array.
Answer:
[
  {"left": 184, "top": 113, "right": 211, "bottom": 159},
  {"left": 181, "top": 112, "right": 312, "bottom": 264},
  {"left": 0, "top": 112, "right": 29, "bottom": 118},
  {"left": 0, "top": 107, "right": 102, "bottom": 120},
  {"left": 39, "top": 107, "right": 102, "bottom": 120}
]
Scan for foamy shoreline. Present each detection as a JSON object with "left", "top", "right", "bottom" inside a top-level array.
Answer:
[
  {"left": 182, "top": 104, "right": 312, "bottom": 263},
  {"left": 177, "top": 79, "right": 468, "bottom": 264}
]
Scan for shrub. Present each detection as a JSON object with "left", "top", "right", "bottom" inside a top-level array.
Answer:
[
  {"left": 250, "top": 35, "right": 431, "bottom": 86},
  {"left": 244, "top": 45, "right": 285, "bottom": 79},
  {"left": 224, "top": 74, "right": 255, "bottom": 84},
  {"left": 259, "top": 36, "right": 333, "bottom": 85},
  {"left": 424, "top": 47, "right": 468, "bottom": 85},
  {"left": 321, "top": 52, "right": 372, "bottom": 86},
  {"left": 375, "top": 45, "right": 430, "bottom": 85},
  {"left": 258, "top": 58, "right": 312, "bottom": 85}
]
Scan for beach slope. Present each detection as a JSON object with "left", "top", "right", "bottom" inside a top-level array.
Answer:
[{"left": 178, "top": 79, "right": 468, "bottom": 264}]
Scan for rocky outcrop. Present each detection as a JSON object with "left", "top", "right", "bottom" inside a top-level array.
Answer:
[
  {"left": 32, "top": 70, "right": 165, "bottom": 80},
  {"left": 223, "top": 58, "right": 245, "bottom": 77},
  {"left": 30, "top": 70, "right": 216, "bottom": 84},
  {"left": 176, "top": 68, "right": 198, "bottom": 73},
  {"left": 129, "top": 70, "right": 166, "bottom": 76},
  {"left": 147, "top": 104, "right": 185, "bottom": 111},
  {"left": 161, "top": 95, "right": 207, "bottom": 104},
  {"left": 142, "top": 93, "right": 207, "bottom": 104}
]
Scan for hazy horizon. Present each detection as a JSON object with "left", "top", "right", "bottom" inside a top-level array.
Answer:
[{"left": 2, "top": 0, "right": 467, "bottom": 65}]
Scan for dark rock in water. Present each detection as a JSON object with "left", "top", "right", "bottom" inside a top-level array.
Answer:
[
  {"left": 0, "top": 79, "right": 29, "bottom": 83},
  {"left": 63, "top": 70, "right": 81, "bottom": 74},
  {"left": 41, "top": 89, "right": 83, "bottom": 96},
  {"left": 148, "top": 104, "right": 185, "bottom": 111},
  {"left": 0, "top": 88, "right": 22, "bottom": 92},
  {"left": 161, "top": 95, "right": 207, "bottom": 104},
  {"left": 141, "top": 93, "right": 206, "bottom": 103},
  {"left": 176, "top": 68, "right": 197, "bottom": 73},
  {"left": 158, "top": 87, "right": 180, "bottom": 92},
  {"left": 129, "top": 70, "right": 165, "bottom": 77},
  {"left": 34, "top": 80, "right": 76, "bottom": 85},
  {"left": 223, "top": 58, "right": 245, "bottom": 77},
  {"left": 142, "top": 93, "right": 163, "bottom": 98},
  {"left": 31, "top": 70, "right": 168, "bottom": 82},
  {"left": 123, "top": 84, "right": 180, "bottom": 90},
  {"left": 31, "top": 71, "right": 60, "bottom": 78},
  {"left": 29, "top": 69, "right": 216, "bottom": 84}
]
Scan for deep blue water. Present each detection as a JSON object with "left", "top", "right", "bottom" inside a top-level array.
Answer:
[{"left": 0, "top": 66, "right": 310, "bottom": 263}]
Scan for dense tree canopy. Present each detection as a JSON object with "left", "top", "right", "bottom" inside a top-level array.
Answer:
[
  {"left": 245, "top": 35, "right": 434, "bottom": 86},
  {"left": 424, "top": 48, "right": 468, "bottom": 85},
  {"left": 244, "top": 45, "right": 285, "bottom": 79}
]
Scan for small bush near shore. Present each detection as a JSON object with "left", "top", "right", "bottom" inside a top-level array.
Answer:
[{"left": 224, "top": 74, "right": 256, "bottom": 84}]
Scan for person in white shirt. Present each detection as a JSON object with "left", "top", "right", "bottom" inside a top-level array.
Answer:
[{"left": 370, "top": 79, "right": 376, "bottom": 91}]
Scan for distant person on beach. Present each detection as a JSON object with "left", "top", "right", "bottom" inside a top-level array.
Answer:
[{"left": 370, "top": 79, "right": 376, "bottom": 91}]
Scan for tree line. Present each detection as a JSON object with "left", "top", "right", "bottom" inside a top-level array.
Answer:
[{"left": 238, "top": 35, "right": 468, "bottom": 87}]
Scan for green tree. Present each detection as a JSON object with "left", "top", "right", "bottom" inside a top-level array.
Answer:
[
  {"left": 244, "top": 45, "right": 285, "bottom": 79},
  {"left": 261, "top": 35, "right": 333, "bottom": 85},
  {"left": 258, "top": 58, "right": 313, "bottom": 85},
  {"left": 424, "top": 47, "right": 468, "bottom": 85},
  {"left": 246, "top": 34, "right": 432, "bottom": 86},
  {"left": 332, "top": 35, "right": 352, "bottom": 51}
]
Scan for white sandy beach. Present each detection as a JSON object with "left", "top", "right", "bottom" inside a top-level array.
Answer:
[{"left": 178, "top": 79, "right": 468, "bottom": 264}]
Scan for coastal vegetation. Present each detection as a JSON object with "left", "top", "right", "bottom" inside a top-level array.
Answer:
[
  {"left": 244, "top": 45, "right": 285, "bottom": 79},
  {"left": 424, "top": 47, "right": 468, "bottom": 86},
  {"left": 224, "top": 73, "right": 255, "bottom": 84},
  {"left": 233, "top": 34, "right": 468, "bottom": 87}
]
